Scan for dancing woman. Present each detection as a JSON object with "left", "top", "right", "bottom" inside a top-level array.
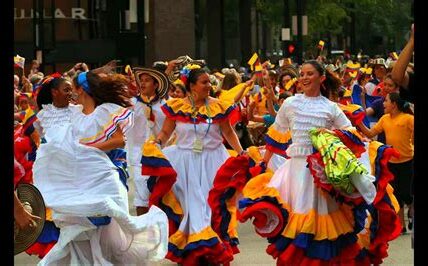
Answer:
[
  {"left": 33, "top": 70, "right": 168, "bottom": 265},
  {"left": 146, "top": 66, "right": 245, "bottom": 265},
  {"left": 239, "top": 60, "right": 401, "bottom": 265}
]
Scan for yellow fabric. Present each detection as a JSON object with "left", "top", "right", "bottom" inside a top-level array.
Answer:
[
  {"left": 372, "top": 113, "right": 414, "bottom": 163},
  {"left": 21, "top": 107, "right": 36, "bottom": 124},
  {"left": 343, "top": 89, "right": 352, "bottom": 97},
  {"left": 141, "top": 139, "right": 167, "bottom": 159},
  {"left": 46, "top": 207, "right": 53, "bottom": 221},
  {"left": 368, "top": 141, "right": 383, "bottom": 175},
  {"left": 243, "top": 172, "right": 356, "bottom": 240},
  {"left": 285, "top": 78, "right": 297, "bottom": 90},
  {"left": 357, "top": 215, "right": 372, "bottom": 249},
  {"left": 386, "top": 184, "right": 400, "bottom": 213},
  {"left": 283, "top": 206, "right": 355, "bottom": 240},
  {"left": 218, "top": 83, "right": 252, "bottom": 104},
  {"left": 247, "top": 146, "right": 263, "bottom": 163},
  {"left": 339, "top": 103, "right": 363, "bottom": 114},
  {"left": 226, "top": 194, "right": 239, "bottom": 239},
  {"left": 164, "top": 97, "right": 234, "bottom": 118},
  {"left": 169, "top": 226, "right": 220, "bottom": 250},
  {"left": 162, "top": 190, "right": 184, "bottom": 216},
  {"left": 248, "top": 53, "right": 259, "bottom": 71},
  {"left": 266, "top": 126, "right": 292, "bottom": 144},
  {"left": 250, "top": 91, "right": 268, "bottom": 115},
  {"left": 227, "top": 149, "right": 238, "bottom": 157}
]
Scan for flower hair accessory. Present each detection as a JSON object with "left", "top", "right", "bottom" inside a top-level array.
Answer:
[
  {"left": 179, "top": 64, "right": 201, "bottom": 86},
  {"left": 41, "top": 72, "right": 63, "bottom": 85}
]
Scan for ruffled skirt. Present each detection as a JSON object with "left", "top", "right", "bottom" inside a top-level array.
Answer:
[
  {"left": 162, "top": 145, "right": 233, "bottom": 265},
  {"left": 239, "top": 142, "right": 401, "bottom": 265}
]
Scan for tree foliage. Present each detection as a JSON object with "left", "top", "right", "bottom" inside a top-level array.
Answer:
[{"left": 254, "top": 0, "right": 413, "bottom": 56}]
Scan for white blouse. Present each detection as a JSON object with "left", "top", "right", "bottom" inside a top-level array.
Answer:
[{"left": 273, "top": 94, "right": 352, "bottom": 157}]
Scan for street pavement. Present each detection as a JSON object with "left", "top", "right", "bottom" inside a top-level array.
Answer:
[{"left": 15, "top": 177, "right": 414, "bottom": 265}]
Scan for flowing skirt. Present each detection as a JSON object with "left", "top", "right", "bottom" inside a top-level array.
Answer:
[{"left": 33, "top": 124, "right": 168, "bottom": 265}]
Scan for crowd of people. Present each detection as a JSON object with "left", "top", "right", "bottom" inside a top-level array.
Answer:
[{"left": 13, "top": 24, "right": 414, "bottom": 265}]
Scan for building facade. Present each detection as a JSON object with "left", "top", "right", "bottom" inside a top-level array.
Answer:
[{"left": 14, "top": 0, "right": 283, "bottom": 73}]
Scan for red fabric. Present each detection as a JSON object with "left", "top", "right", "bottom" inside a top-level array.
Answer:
[
  {"left": 166, "top": 242, "right": 234, "bottom": 266},
  {"left": 367, "top": 146, "right": 401, "bottom": 265},
  {"left": 373, "top": 147, "right": 400, "bottom": 205},
  {"left": 228, "top": 108, "right": 242, "bottom": 127},
  {"left": 342, "top": 110, "right": 366, "bottom": 126},
  {"left": 141, "top": 166, "right": 177, "bottom": 207},
  {"left": 14, "top": 128, "right": 34, "bottom": 187},
  {"left": 208, "top": 156, "right": 249, "bottom": 240},
  {"left": 372, "top": 82, "right": 384, "bottom": 97},
  {"left": 334, "top": 130, "right": 366, "bottom": 158},
  {"left": 238, "top": 201, "right": 285, "bottom": 238},
  {"left": 25, "top": 242, "right": 56, "bottom": 259},
  {"left": 339, "top": 97, "right": 352, "bottom": 105},
  {"left": 265, "top": 144, "right": 287, "bottom": 157},
  {"left": 368, "top": 200, "right": 401, "bottom": 265}
]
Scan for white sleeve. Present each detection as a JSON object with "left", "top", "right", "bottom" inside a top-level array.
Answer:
[
  {"left": 272, "top": 97, "right": 291, "bottom": 132},
  {"left": 332, "top": 104, "right": 352, "bottom": 129}
]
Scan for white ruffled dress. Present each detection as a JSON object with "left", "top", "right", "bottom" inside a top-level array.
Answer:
[{"left": 33, "top": 103, "right": 168, "bottom": 265}]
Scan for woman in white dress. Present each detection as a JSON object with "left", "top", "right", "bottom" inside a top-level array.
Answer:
[
  {"left": 146, "top": 67, "right": 246, "bottom": 265},
  {"left": 33, "top": 70, "right": 168, "bottom": 265},
  {"left": 238, "top": 60, "right": 401, "bottom": 265}
]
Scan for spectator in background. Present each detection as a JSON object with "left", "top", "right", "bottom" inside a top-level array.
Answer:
[
  {"left": 28, "top": 60, "right": 40, "bottom": 79},
  {"left": 365, "top": 58, "right": 388, "bottom": 96},
  {"left": 357, "top": 92, "right": 414, "bottom": 235}
]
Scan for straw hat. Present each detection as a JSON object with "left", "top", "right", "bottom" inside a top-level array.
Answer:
[
  {"left": 132, "top": 67, "right": 170, "bottom": 99},
  {"left": 368, "top": 58, "right": 388, "bottom": 69}
]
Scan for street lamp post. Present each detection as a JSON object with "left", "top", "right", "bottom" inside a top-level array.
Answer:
[{"left": 296, "top": 0, "right": 304, "bottom": 64}]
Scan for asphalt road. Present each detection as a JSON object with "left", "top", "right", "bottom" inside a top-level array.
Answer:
[{"left": 15, "top": 177, "right": 414, "bottom": 265}]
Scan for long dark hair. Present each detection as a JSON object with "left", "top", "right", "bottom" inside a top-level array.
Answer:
[
  {"left": 302, "top": 60, "right": 341, "bottom": 100},
  {"left": 36, "top": 76, "right": 67, "bottom": 110},
  {"left": 73, "top": 71, "right": 132, "bottom": 108},
  {"left": 185, "top": 68, "right": 208, "bottom": 92},
  {"left": 388, "top": 92, "right": 413, "bottom": 115}
]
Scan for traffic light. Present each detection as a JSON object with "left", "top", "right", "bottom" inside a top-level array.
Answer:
[{"left": 288, "top": 43, "right": 295, "bottom": 54}]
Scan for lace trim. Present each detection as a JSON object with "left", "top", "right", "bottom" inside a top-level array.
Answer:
[{"left": 286, "top": 144, "right": 314, "bottom": 157}]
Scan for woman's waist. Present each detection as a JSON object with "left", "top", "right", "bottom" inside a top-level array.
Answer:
[
  {"left": 175, "top": 142, "right": 225, "bottom": 151},
  {"left": 286, "top": 142, "right": 315, "bottom": 157}
]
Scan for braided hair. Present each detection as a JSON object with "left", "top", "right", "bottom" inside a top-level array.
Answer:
[{"left": 36, "top": 74, "right": 67, "bottom": 110}]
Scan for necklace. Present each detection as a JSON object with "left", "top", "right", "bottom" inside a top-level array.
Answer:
[{"left": 188, "top": 95, "right": 212, "bottom": 153}]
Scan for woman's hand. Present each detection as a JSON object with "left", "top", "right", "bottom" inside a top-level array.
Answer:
[
  {"left": 318, "top": 128, "right": 336, "bottom": 135},
  {"left": 14, "top": 193, "right": 41, "bottom": 230}
]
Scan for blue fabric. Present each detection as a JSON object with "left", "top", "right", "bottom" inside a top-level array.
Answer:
[
  {"left": 36, "top": 221, "right": 60, "bottom": 243},
  {"left": 168, "top": 237, "right": 220, "bottom": 257},
  {"left": 88, "top": 216, "right": 112, "bottom": 226},
  {"left": 270, "top": 232, "right": 358, "bottom": 260},
  {"left": 219, "top": 188, "right": 236, "bottom": 240},
  {"left": 351, "top": 84, "right": 371, "bottom": 127},
  {"left": 263, "top": 115, "right": 275, "bottom": 127},
  {"left": 140, "top": 156, "right": 173, "bottom": 168},
  {"left": 106, "top": 148, "right": 129, "bottom": 190},
  {"left": 77, "top": 72, "right": 91, "bottom": 95}
]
